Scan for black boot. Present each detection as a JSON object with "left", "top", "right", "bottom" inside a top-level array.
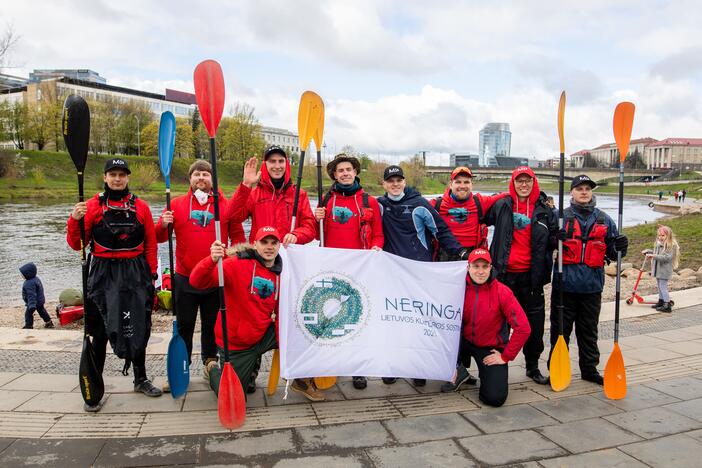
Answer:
[
  {"left": 133, "top": 366, "right": 162, "bottom": 397},
  {"left": 247, "top": 356, "right": 261, "bottom": 394},
  {"left": 526, "top": 368, "right": 549, "bottom": 385},
  {"left": 651, "top": 299, "right": 664, "bottom": 309},
  {"left": 657, "top": 302, "right": 672, "bottom": 313}
]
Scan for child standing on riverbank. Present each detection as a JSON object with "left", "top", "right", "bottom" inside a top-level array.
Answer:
[
  {"left": 644, "top": 225, "right": 680, "bottom": 313},
  {"left": 19, "top": 262, "right": 54, "bottom": 329}
]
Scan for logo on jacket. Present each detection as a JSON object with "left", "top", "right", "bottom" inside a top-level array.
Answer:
[
  {"left": 296, "top": 273, "right": 369, "bottom": 344},
  {"left": 332, "top": 206, "right": 354, "bottom": 224},
  {"left": 191, "top": 210, "right": 214, "bottom": 227},
  {"left": 513, "top": 212, "right": 531, "bottom": 230},
  {"left": 252, "top": 276, "right": 275, "bottom": 299},
  {"left": 448, "top": 207, "right": 468, "bottom": 224}
]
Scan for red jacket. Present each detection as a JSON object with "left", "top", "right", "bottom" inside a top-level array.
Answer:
[
  {"left": 189, "top": 247, "right": 281, "bottom": 350},
  {"left": 462, "top": 275, "right": 531, "bottom": 362},
  {"left": 317, "top": 186, "right": 384, "bottom": 249},
  {"left": 154, "top": 188, "right": 245, "bottom": 277},
  {"left": 431, "top": 189, "right": 507, "bottom": 249},
  {"left": 506, "top": 167, "right": 541, "bottom": 272},
  {"left": 226, "top": 158, "right": 316, "bottom": 244},
  {"left": 66, "top": 193, "right": 158, "bottom": 274}
]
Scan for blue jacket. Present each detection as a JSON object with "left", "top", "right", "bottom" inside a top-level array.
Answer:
[
  {"left": 20, "top": 263, "right": 45, "bottom": 310},
  {"left": 558, "top": 204, "right": 620, "bottom": 294},
  {"left": 378, "top": 187, "right": 463, "bottom": 261}
]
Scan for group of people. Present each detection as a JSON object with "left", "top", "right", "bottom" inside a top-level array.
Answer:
[
  {"left": 66, "top": 145, "right": 629, "bottom": 411},
  {"left": 673, "top": 189, "right": 687, "bottom": 203}
]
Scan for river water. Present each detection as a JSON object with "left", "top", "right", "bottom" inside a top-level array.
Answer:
[{"left": 0, "top": 193, "right": 665, "bottom": 308}]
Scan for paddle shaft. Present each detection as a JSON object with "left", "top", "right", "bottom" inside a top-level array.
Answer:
[
  {"left": 165, "top": 189, "right": 178, "bottom": 318},
  {"left": 208, "top": 137, "right": 231, "bottom": 361},
  {"left": 290, "top": 150, "right": 307, "bottom": 232},
  {"left": 614, "top": 161, "right": 625, "bottom": 342},
  {"left": 76, "top": 172, "right": 90, "bottom": 335},
  {"left": 557, "top": 152, "right": 565, "bottom": 336},
  {"left": 315, "top": 149, "right": 324, "bottom": 246}
]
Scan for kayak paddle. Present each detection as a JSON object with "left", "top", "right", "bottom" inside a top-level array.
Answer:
[
  {"left": 63, "top": 94, "right": 104, "bottom": 407},
  {"left": 604, "top": 101, "right": 635, "bottom": 400},
  {"left": 194, "top": 59, "right": 246, "bottom": 429},
  {"left": 159, "top": 111, "right": 190, "bottom": 399},
  {"left": 550, "top": 91, "right": 572, "bottom": 392},
  {"left": 267, "top": 349, "right": 280, "bottom": 396}
]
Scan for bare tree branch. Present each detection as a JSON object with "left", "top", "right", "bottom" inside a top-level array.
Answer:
[{"left": 0, "top": 24, "right": 20, "bottom": 70}]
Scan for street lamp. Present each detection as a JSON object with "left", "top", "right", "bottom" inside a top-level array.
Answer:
[{"left": 133, "top": 114, "right": 140, "bottom": 156}]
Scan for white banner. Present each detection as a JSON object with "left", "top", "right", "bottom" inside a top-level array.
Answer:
[{"left": 279, "top": 245, "right": 466, "bottom": 381}]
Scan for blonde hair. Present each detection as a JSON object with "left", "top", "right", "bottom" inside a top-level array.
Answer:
[{"left": 657, "top": 225, "right": 680, "bottom": 269}]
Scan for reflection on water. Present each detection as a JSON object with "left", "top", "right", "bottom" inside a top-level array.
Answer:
[{"left": 0, "top": 193, "right": 664, "bottom": 307}]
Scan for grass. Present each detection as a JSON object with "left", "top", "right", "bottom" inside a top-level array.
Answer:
[{"left": 623, "top": 213, "right": 702, "bottom": 270}]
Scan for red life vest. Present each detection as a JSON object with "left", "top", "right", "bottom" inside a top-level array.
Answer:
[{"left": 562, "top": 209, "right": 608, "bottom": 268}]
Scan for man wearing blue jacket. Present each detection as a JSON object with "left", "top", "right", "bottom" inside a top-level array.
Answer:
[
  {"left": 378, "top": 165, "right": 468, "bottom": 387},
  {"left": 549, "top": 175, "right": 628, "bottom": 385}
]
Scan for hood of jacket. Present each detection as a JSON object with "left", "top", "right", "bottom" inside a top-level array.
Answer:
[
  {"left": 235, "top": 245, "right": 283, "bottom": 275},
  {"left": 259, "top": 157, "right": 292, "bottom": 193},
  {"left": 20, "top": 262, "right": 37, "bottom": 280},
  {"left": 509, "top": 166, "right": 541, "bottom": 217}
]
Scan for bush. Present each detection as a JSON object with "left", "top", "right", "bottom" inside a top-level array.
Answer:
[
  {"left": 0, "top": 150, "right": 22, "bottom": 178},
  {"left": 29, "top": 166, "right": 47, "bottom": 185},
  {"left": 129, "top": 163, "right": 159, "bottom": 191}
]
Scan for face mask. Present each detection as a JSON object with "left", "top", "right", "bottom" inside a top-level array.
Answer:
[
  {"left": 194, "top": 189, "right": 209, "bottom": 205},
  {"left": 388, "top": 191, "right": 405, "bottom": 202}
]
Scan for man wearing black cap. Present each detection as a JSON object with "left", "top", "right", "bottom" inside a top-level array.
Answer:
[
  {"left": 378, "top": 164, "right": 467, "bottom": 387},
  {"left": 67, "top": 158, "right": 162, "bottom": 411},
  {"left": 548, "top": 174, "right": 628, "bottom": 385}
]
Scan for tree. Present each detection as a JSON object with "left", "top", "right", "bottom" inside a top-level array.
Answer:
[
  {"left": 0, "top": 24, "right": 19, "bottom": 70},
  {"left": 25, "top": 103, "right": 52, "bottom": 150},
  {"left": 624, "top": 148, "right": 645, "bottom": 169},
  {"left": 218, "top": 103, "right": 266, "bottom": 165},
  {"left": 175, "top": 118, "right": 194, "bottom": 158},
  {"left": 0, "top": 100, "right": 27, "bottom": 149},
  {"left": 191, "top": 107, "right": 202, "bottom": 158},
  {"left": 582, "top": 152, "right": 599, "bottom": 168},
  {"left": 400, "top": 155, "right": 426, "bottom": 187}
]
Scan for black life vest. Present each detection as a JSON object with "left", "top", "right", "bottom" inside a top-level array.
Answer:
[
  {"left": 562, "top": 208, "right": 608, "bottom": 268},
  {"left": 92, "top": 193, "right": 145, "bottom": 252}
]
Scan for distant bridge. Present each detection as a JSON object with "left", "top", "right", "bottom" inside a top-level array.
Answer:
[{"left": 424, "top": 166, "right": 663, "bottom": 182}]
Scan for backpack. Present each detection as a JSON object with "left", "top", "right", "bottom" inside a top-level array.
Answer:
[
  {"left": 320, "top": 191, "right": 373, "bottom": 248},
  {"left": 433, "top": 194, "right": 488, "bottom": 257}
]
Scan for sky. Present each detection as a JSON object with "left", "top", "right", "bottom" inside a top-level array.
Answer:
[{"left": 3, "top": 0, "right": 702, "bottom": 164}]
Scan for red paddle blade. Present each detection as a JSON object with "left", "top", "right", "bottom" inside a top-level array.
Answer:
[
  {"left": 613, "top": 102, "right": 635, "bottom": 163},
  {"left": 194, "top": 60, "right": 225, "bottom": 138},
  {"left": 218, "top": 362, "right": 246, "bottom": 429}
]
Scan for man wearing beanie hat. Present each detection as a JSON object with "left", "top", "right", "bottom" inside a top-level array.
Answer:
[
  {"left": 461, "top": 249, "right": 531, "bottom": 406},
  {"left": 312, "top": 153, "right": 384, "bottom": 391},
  {"left": 155, "top": 159, "right": 246, "bottom": 389},
  {"left": 547, "top": 174, "right": 628, "bottom": 385},
  {"left": 485, "top": 166, "right": 558, "bottom": 385}
]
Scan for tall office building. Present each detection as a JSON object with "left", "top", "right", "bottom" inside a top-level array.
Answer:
[{"left": 479, "top": 122, "right": 511, "bottom": 167}]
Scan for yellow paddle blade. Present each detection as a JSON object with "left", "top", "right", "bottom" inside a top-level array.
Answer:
[
  {"left": 267, "top": 349, "right": 280, "bottom": 396},
  {"left": 613, "top": 102, "right": 635, "bottom": 163},
  {"left": 312, "top": 97, "right": 325, "bottom": 152},
  {"left": 557, "top": 91, "right": 566, "bottom": 154},
  {"left": 549, "top": 335, "right": 571, "bottom": 392},
  {"left": 604, "top": 342, "right": 627, "bottom": 399},
  {"left": 313, "top": 376, "right": 337, "bottom": 390},
  {"left": 298, "top": 91, "right": 323, "bottom": 153}
]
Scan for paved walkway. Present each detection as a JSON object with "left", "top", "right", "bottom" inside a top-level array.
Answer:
[{"left": 1, "top": 291, "right": 702, "bottom": 466}]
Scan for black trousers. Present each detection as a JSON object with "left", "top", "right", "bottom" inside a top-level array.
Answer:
[
  {"left": 174, "top": 273, "right": 220, "bottom": 364},
  {"left": 459, "top": 338, "right": 508, "bottom": 407},
  {"left": 549, "top": 289, "right": 601, "bottom": 376},
  {"left": 502, "top": 272, "right": 545, "bottom": 370}
]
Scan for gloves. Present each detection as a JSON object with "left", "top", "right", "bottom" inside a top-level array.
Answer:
[
  {"left": 614, "top": 234, "right": 628, "bottom": 255},
  {"left": 556, "top": 228, "right": 567, "bottom": 242}
]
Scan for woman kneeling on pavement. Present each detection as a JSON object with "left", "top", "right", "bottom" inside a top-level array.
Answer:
[
  {"left": 461, "top": 248, "right": 531, "bottom": 407},
  {"left": 189, "top": 226, "right": 282, "bottom": 397}
]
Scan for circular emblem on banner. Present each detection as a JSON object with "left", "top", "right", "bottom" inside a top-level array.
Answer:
[{"left": 296, "top": 272, "right": 369, "bottom": 344}]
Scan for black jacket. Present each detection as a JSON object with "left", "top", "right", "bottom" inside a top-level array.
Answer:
[{"left": 485, "top": 192, "right": 558, "bottom": 289}]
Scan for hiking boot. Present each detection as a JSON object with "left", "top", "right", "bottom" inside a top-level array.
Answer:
[
  {"left": 382, "top": 377, "right": 397, "bottom": 385},
  {"left": 651, "top": 299, "right": 664, "bottom": 309},
  {"left": 134, "top": 379, "right": 163, "bottom": 397},
  {"left": 44, "top": 321, "right": 55, "bottom": 329},
  {"left": 441, "top": 365, "right": 477, "bottom": 392},
  {"left": 291, "top": 378, "right": 325, "bottom": 402},
  {"left": 21, "top": 326, "right": 32, "bottom": 329},
  {"left": 581, "top": 373, "right": 604, "bottom": 385},
  {"left": 413, "top": 379, "right": 427, "bottom": 387},
  {"left": 246, "top": 377, "right": 257, "bottom": 394},
  {"left": 203, "top": 357, "right": 218, "bottom": 382},
  {"left": 657, "top": 302, "right": 672, "bottom": 313},
  {"left": 83, "top": 400, "right": 104, "bottom": 413},
  {"left": 526, "top": 369, "right": 549, "bottom": 385},
  {"left": 352, "top": 376, "right": 367, "bottom": 390}
]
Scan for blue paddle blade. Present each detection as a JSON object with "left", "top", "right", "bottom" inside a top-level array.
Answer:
[
  {"left": 158, "top": 111, "right": 176, "bottom": 187},
  {"left": 167, "top": 320, "right": 190, "bottom": 399}
]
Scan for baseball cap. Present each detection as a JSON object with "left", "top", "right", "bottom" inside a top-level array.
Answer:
[
  {"left": 571, "top": 174, "right": 597, "bottom": 190},
  {"left": 104, "top": 158, "right": 130, "bottom": 174},
  {"left": 263, "top": 145, "right": 287, "bottom": 160},
  {"left": 254, "top": 226, "right": 282, "bottom": 242},
  {"left": 383, "top": 165, "right": 405, "bottom": 181},
  {"left": 468, "top": 248, "right": 492, "bottom": 264},
  {"left": 512, "top": 166, "right": 535, "bottom": 179},
  {"left": 450, "top": 166, "right": 473, "bottom": 180}
]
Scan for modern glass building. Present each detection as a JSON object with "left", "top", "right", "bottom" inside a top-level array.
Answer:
[{"left": 479, "top": 122, "right": 511, "bottom": 167}]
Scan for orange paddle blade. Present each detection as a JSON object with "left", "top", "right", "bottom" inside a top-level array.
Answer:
[
  {"left": 613, "top": 102, "right": 635, "bottom": 163},
  {"left": 218, "top": 362, "right": 246, "bottom": 429},
  {"left": 314, "top": 376, "right": 337, "bottom": 390},
  {"left": 557, "top": 91, "right": 566, "bottom": 154},
  {"left": 549, "top": 335, "right": 571, "bottom": 392},
  {"left": 298, "top": 91, "right": 323, "bottom": 153},
  {"left": 312, "top": 97, "right": 325, "bottom": 152},
  {"left": 604, "top": 342, "right": 627, "bottom": 399},
  {"left": 267, "top": 349, "right": 280, "bottom": 396}
]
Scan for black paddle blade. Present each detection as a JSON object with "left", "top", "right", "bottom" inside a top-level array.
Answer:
[
  {"left": 79, "top": 336, "right": 104, "bottom": 406},
  {"left": 62, "top": 95, "right": 90, "bottom": 172}
]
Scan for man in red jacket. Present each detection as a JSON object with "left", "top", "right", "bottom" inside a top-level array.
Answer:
[
  {"left": 462, "top": 248, "right": 531, "bottom": 407},
  {"left": 313, "top": 153, "right": 384, "bottom": 391},
  {"left": 156, "top": 160, "right": 245, "bottom": 385},
  {"left": 68, "top": 158, "right": 162, "bottom": 411},
  {"left": 190, "top": 226, "right": 282, "bottom": 399}
]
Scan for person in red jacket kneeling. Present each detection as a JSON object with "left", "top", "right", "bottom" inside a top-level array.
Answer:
[
  {"left": 190, "top": 226, "right": 282, "bottom": 397},
  {"left": 462, "top": 249, "right": 531, "bottom": 407}
]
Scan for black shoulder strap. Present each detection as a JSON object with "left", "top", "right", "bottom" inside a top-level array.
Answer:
[
  {"left": 362, "top": 192, "right": 369, "bottom": 208},
  {"left": 434, "top": 196, "right": 442, "bottom": 212},
  {"left": 472, "top": 194, "right": 483, "bottom": 221},
  {"left": 564, "top": 207, "right": 576, "bottom": 238},
  {"left": 320, "top": 191, "right": 333, "bottom": 208}
]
